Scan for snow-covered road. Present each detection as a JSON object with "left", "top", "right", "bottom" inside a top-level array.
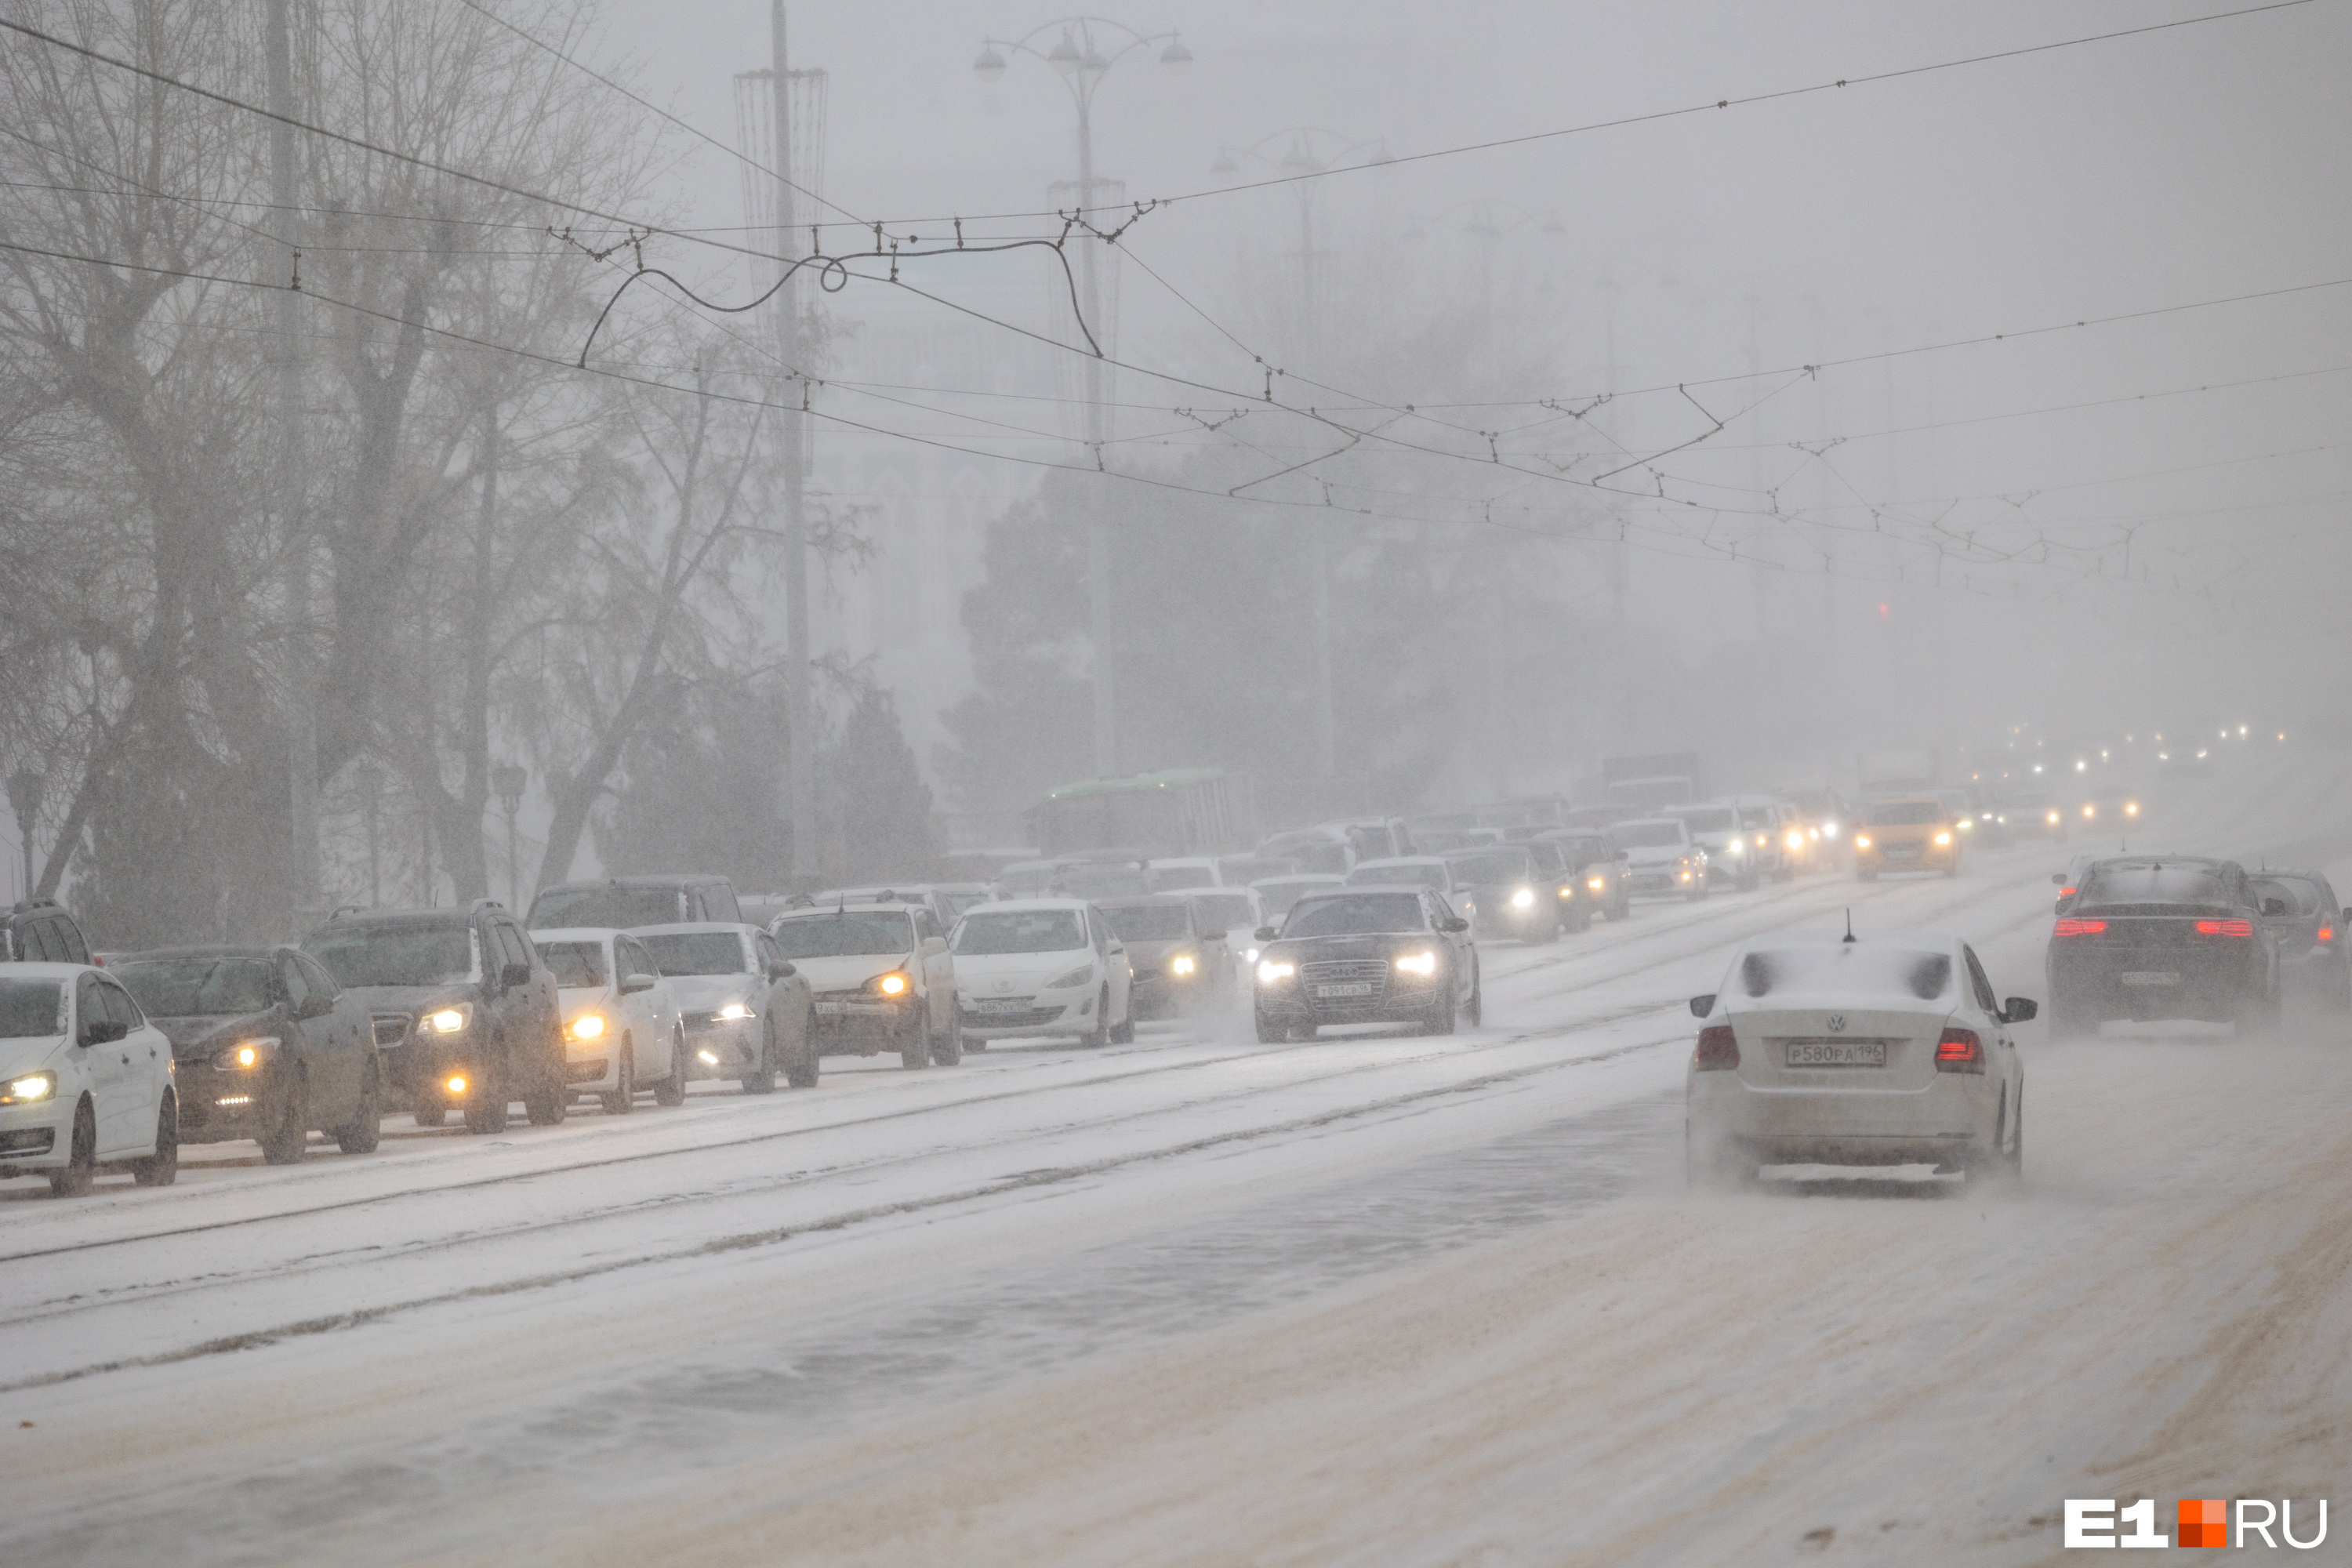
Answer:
[{"left": 5, "top": 760, "right": 2348, "bottom": 1566}]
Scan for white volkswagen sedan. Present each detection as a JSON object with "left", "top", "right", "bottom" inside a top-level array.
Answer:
[
  {"left": 532, "top": 928, "right": 685, "bottom": 1112},
  {"left": 0, "top": 964, "right": 179, "bottom": 1196},
  {"left": 949, "top": 899, "right": 1134, "bottom": 1047},
  {"left": 1685, "top": 932, "right": 2030, "bottom": 1187}
]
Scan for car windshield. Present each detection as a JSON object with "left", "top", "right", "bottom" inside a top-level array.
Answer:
[
  {"left": 112, "top": 955, "right": 277, "bottom": 1016},
  {"left": 1148, "top": 866, "right": 1214, "bottom": 891},
  {"left": 1447, "top": 851, "right": 1530, "bottom": 884},
  {"left": 2078, "top": 865, "right": 2232, "bottom": 907},
  {"left": 771, "top": 913, "right": 916, "bottom": 959},
  {"left": 953, "top": 910, "right": 1087, "bottom": 954},
  {"left": 303, "top": 924, "right": 477, "bottom": 988},
  {"left": 1283, "top": 894, "right": 1428, "bottom": 938},
  {"left": 525, "top": 886, "right": 682, "bottom": 930},
  {"left": 1188, "top": 893, "right": 1254, "bottom": 931},
  {"left": 639, "top": 932, "right": 749, "bottom": 976},
  {"left": 1678, "top": 808, "right": 1736, "bottom": 833},
  {"left": 533, "top": 941, "right": 607, "bottom": 989},
  {"left": 1737, "top": 945, "right": 1954, "bottom": 1002},
  {"left": 1347, "top": 862, "right": 1446, "bottom": 891},
  {"left": 1102, "top": 905, "right": 1192, "bottom": 942},
  {"left": 940, "top": 889, "right": 994, "bottom": 916},
  {"left": 1864, "top": 801, "right": 1942, "bottom": 826},
  {"left": 1610, "top": 821, "right": 1684, "bottom": 849},
  {"left": 2250, "top": 877, "right": 2321, "bottom": 917},
  {"left": 0, "top": 978, "right": 65, "bottom": 1037}
]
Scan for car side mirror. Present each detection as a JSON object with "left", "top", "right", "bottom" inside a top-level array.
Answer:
[
  {"left": 82, "top": 1018, "right": 129, "bottom": 1046},
  {"left": 621, "top": 971, "right": 659, "bottom": 994},
  {"left": 2002, "top": 997, "right": 2038, "bottom": 1024},
  {"left": 1254, "top": 925, "right": 1278, "bottom": 942},
  {"left": 1689, "top": 994, "right": 1715, "bottom": 1018},
  {"left": 1201, "top": 927, "right": 1226, "bottom": 942},
  {"left": 767, "top": 957, "right": 797, "bottom": 980},
  {"left": 920, "top": 936, "right": 946, "bottom": 956},
  {"left": 2343, "top": 906, "right": 2351, "bottom": 925},
  {"left": 2049, "top": 873, "right": 2067, "bottom": 885},
  {"left": 2262, "top": 898, "right": 2289, "bottom": 917},
  {"left": 1440, "top": 916, "right": 1469, "bottom": 934},
  {"left": 499, "top": 960, "right": 532, "bottom": 989}
]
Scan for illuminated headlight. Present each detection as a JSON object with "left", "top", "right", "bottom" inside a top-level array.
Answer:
[
  {"left": 212, "top": 1036, "right": 280, "bottom": 1071},
  {"left": 1955, "top": 819, "right": 1973, "bottom": 831},
  {"left": 1933, "top": 831, "right": 1952, "bottom": 846},
  {"left": 444, "top": 1073, "right": 470, "bottom": 1097},
  {"left": 1754, "top": 833, "right": 1767, "bottom": 847},
  {"left": 1394, "top": 950, "right": 1438, "bottom": 977},
  {"left": 1510, "top": 887, "right": 1536, "bottom": 909},
  {"left": 1822, "top": 822, "right": 1841, "bottom": 840},
  {"left": 2047, "top": 811, "right": 2061, "bottom": 824},
  {"left": 1256, "top": 959, "right": 1296, "bottom": 985},
  {"left": 1044, "top": 964, "right": 1095, "bottom": 991},
  {"left": 1679, "top": 870, "right": 1693, "bottom": 882},
  {"left": 1243, "top": 946, "right": 1261, "bottom": 964},
  {"left": 425, "top": 1007, "right": 467, "bottom": 1034},
  {"left": 717, "top": 1000, "right": 755, "bottom": 1020},
  {"left": 1854, "top": 835, "right": 1873, "bottom": 849},
  {"left": 1, "top": 1071, "right": 56, "bottom": 1105},
  {"left": 1556, "top": 884, "right": 1575, "bottom": 901},
  {"left": 2082, "top": 804, "right": 2096, "bottom": 819},
  {"left": 567, "top": 1013, "right": 607, "bottom": 1041},
  {"left": 872, "top": 973, "right": 909, "bottom": 998},
  {"left": 1723, "top": 840, "right": 1742, "bottom": 856},
  {"left": 1785, "top": 831, "right": 1804, "bottom": 851},
  {"left": 2125, "top": 801, "right": 2139, "bottom": 816},
  {"left": 1171, "top": 953, "right": 1197, "bottom": 977},
  {"left": 1586, "top": 875, "right": 1606, "bottom": 891},
  {"left": 697, "top": 1050, "right": 720, "bottom": 1065}
]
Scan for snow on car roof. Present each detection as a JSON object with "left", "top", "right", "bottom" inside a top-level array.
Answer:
[{"left": 1726, "top": 937, "right": 1959, "bottom": 1006}]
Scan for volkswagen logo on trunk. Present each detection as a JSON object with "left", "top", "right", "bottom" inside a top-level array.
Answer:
[{"left": 1825, "top": 1014, "right": 1847, "bottom": 1033}]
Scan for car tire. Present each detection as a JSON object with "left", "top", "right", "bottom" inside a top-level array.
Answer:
[
  {"left": 49, "top": 1099, "right": 96, "bottom": 1198},
  {"left": 335, "top": 1062, "right": 383, "bottom": 1155},
  {"left": 930, "top": 1018, "right": 964, "bottom": 1066},
  {"left": 463, "top": 1054, "right": 509, "bottom": 1134},
  {"left": 785, "top": 1006, "right": 820, "bottom": 1088},
  {"left": 600, "top": 1038, "right": 636, "bottom": 1116},
  {"left": 1254, "top": 1008, "right": 1287, "bottom": 1044},
  {"left": 898, "top": 1007, "right": 931, "bottom": 1070},
  {"left": 522, "top": 1074, "right": 568, "bottom": 1126},
  {"left": 132, "top": 1096, "right": 179, "bottom": 1187},
  {"left": 260, "top": 1075, "right": 309, "bottom": 1164},
  {"left": 1109, "top": 1003, "right": 1135, "bottom": 1044},
  {"left": 1080, "top": 988, "right": 1111, "bottom": 1050},
  {"left": 742, "top": 1018, "right": 779, "bottom": 1094},
  {"left": 1465, "top": 964, "right": 1483, "bottom": 1028},
  {"left": 654, "top": 1024, "right": 688, "bottom": 1105},
  {"left": 412, "top": 1096, "right": 448, "bottom": 1128}
]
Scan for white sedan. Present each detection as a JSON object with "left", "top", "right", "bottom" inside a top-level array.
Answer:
[
  {"left": 949, "top": 899, "right": 1134, "bottom": 1047},
  {"left": 1685, "top": 932, "right": 2030, "bottom": 1186},
  {"left": 531, "top": 928, "right": 686, "bottom": 1112},
  {"left": 0, "top": 964, "right": 179, "bottom": 1195}
]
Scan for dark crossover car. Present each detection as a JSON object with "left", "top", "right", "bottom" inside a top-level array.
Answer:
[
  {"left": 112, "top": 947, "right": 382, "bottom": 1162},
  {"left": 2, "top": 898, "right": 94, "bottom": 965},
  {"left": 1534, "top": 830, "right": 1633, "bottom": 923},
  {"left": 2045, "top": 857, "right": 2281, "bottom": 1036},
  {"left": 524, "top": 875, "right": 742, "bottom": 931},
  {"left": 303, "top": 902, "right": 566, "bottom": 1133},
  {"left": 1096, "top": 895, "right": 1233, "bottom": 1018},
  {"left": 2249, "top": 869, "right": 2351, "bottom": 1012},
  {"left": 1251, "top": 888, "right": 1479, "bottom": 1043},
  {"left": 1443, "top": 845, "right": 1570, "bottom": 943}
]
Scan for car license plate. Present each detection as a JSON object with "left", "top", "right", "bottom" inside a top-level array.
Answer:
[
  {"left": 1314, "top": 982, "right": 1374, "bottom": 999},
  {"left": 1886, "top": 844, "right": 1920, "bottom": 858},
  {"left": 815, "top": 1001, "right": 860, "bottom": 1015},
  {"left": 971, "top": 998, "right": 1028, "bottom": 1013},
  {"left": 1785, "top": 1039, "right": 1887, "bottom": 1067},
  {"left": 2121, "top": 971, "right": 2180, "bottom": 987}
]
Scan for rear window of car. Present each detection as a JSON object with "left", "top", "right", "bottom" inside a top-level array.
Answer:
[
  {"left": 1737, "top": 945, "right": 1954, "bottom": 1002},
  {"left": 2078, "top": 865, "right": 2231, "bottom": 907},
  {"left": 1863, "top": 801, "right": 1942, "bottom": 826},
  {"left": 2250, "top": 877, "right": 2322, "bottom": 916}
]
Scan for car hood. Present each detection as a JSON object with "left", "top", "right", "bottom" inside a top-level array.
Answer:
[
  {"left": 1120, "top": 938, "right": 1197, "bottom": 967},
  {"left": 151, "top": 1009, "right": 281, "bottom": 1059},
  {"left": 0, "top": 1037, "right": 66, "bottom": 1080},
  {"left": 556, "top": 986, "right": 619, "bottom": 1022},
  {"left": 1621, "top": 845, "right": 1690, "bottom": 866},
  {"left": 664, "top": 973, "right": 761, "bottom": 1010},
  {"left": 340, "top": 983, "right": 479, "bottom": 1019},
  {"left": 789, "top": 954, "right": 913, "bottom": 992},
  {"left": 953, "top": 950, "right": 1092, "bottom": 993},
  {"left": 1267, "top": 933, "right": 1429, "bottom": 963}
]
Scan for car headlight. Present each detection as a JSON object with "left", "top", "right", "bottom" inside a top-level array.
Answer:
[
  {"left": 567, "top": 1013, "right": 606, "bottom": 1041},
  {"left": 1955, "top": 818, "right": 1973, "bottom": 830},
  {"left": 1394, "top": 950, "right": 1438, "bottom": 977},
  {"left": 1854, "top": 835, "right": 1872, "bottom": 849},
  {"left": 1256, "top": 959, "right": 1295, "bottom": 985},
  {"left": 717, "top": 1000, "right": 755, "bottom": 1020},
  {"left": 212, "top": 1036, "right": 281, "bottom": 1070},
  {"left": 1511, "top": 887, "right": 1536, "bottom": 909},
  {"left": 1044, "top": 964, "right": 1095, "bottom": 991},
  {"left": 2125, "top": 801, "right": 2139, "bottom": 815},
  {"left": 443, "top": 1073, "right": 470, "bottom": 1096},
  {"left": 1171, "top": 953, "right": 1197, "bottom": 977},
  {"left": 1587, "top": 874, "right": 1606, "bottom": 891},
  {"left": 2048, "top": 810, "right": 2061, "bottom": 824},
  {"left": 1933, "top": 831, "right": 1952, "bottom": 846},
  {"left": 1785, "top": 831, "right": 1804, "bottom": 851},
  {"left": 1, "top": 1071, "right": 56, "bottom": 1105},
  {"left": 1243, "top": 946, "right": 1261, "bottom": 964},
  {"left": 1724, "top": 839, "right": 1742, "bottom": 856},
  {"left": 1754, "top": 833, "right": 1767, "bottom": 847},
  {"left": 1556, "top": 884, "right": 1575, "bottom": 901},
  {"left": 871, "top": 973, "right": 909, "bottom": 998},
  {"left": 2082, "top": 804, "right": 2096, "bottom": 818},
  {"left": 425, "top": 1007, "right": 467, "bottom": 1034}
]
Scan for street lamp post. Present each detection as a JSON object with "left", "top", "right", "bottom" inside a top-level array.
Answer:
[
  {"left": 354, "top": 760, "right": 384, "bottom": 909},
  {"left": 491, "top": 763, "right": 527, "bottom": 909},
  {"left": 4, "top": 768, "right": 42, "bottom": 902},
  {"left": 975, "top": 18, "right": 1192, "bottom": 779}
]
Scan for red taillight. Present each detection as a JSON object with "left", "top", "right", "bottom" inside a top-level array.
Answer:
[
  {"left": 1935, "top": 1026, "right": 1984, "bottom": 1074},
  {"left": 2053, "top": 918, "right": 2106, "bottom": 936},
  {"left": 2058, "top": 886, "right": 2077, "bottom": 899},
  {"left": 2321, "top": 926, "right": 2336, "bottom": 944},
  {"left": 1693, "top": 1025, "right": 1739, "bottom": 1071},
  {"left": 2194, "top": 919, "right": 2253, "bottom": 938}
]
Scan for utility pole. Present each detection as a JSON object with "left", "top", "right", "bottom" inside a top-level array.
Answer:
[
  {"left": 267, "top": 0, "right": 317, "bottom": 925},
  {"left": 771, "top": 2, "right": 816, "bottom": 884}
]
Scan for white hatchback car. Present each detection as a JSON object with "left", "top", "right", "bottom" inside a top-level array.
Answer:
[
  {"left": 950, "top": 899, "right": 1134, "bottom": 1047},
  {"left": 532, "top": 928, "right": 686, "bottom": 1112},
  {"left": 0, "top": 964, "right": 179, "bottom": 1196},
  {"left": 635, "top": 924, "right": 817, "bottom": 1094},
  {"left": 768, "top": 902, "right": 962, "bottom": 1069},
  {"left": 1686, "top": 932, "right": 2031, "bottom": 1186}
]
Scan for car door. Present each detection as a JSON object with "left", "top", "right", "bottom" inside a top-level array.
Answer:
[
  {"left": 75, "top": 974, "right": 143, "bottom": 1154},
  {"left": 615, "top": 935, "right": 674, "bottom": 1080},
  {"left": 485, "top": 920, "right": 533, "bottom": 1058},
  {"left": 104, "top": 978, "right": 169, "bottom": 1152},
  {"left": 291, "top": 949, "right": 364, "bottom": 1116},
  {"left": 1962, "top": 945, "right": 2020, "bottom": 1117},
  {"left": 909, "top": 911, "right": 954, "bottom": 1031},
  {"left": 1090, "top": 908, "right": 1131, "bottom": 1022}
]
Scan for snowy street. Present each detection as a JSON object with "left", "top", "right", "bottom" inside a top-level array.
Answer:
[{"left": 4, "top": 761, "right": 2347, "bottom": 1566}]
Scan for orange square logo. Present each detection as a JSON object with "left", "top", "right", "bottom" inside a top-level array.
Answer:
[{"left": 2179, "top": 1498, "right": 2228, "bottom": 1548}]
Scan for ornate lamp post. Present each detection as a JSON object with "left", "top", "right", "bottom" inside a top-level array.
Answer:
[{"left": 491, "top": 763, "right": 528, "bottom": 909}]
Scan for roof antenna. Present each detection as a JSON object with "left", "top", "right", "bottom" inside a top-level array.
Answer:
[{"left": 1842, "top": 908, "right": 1857, "bottom": 944}]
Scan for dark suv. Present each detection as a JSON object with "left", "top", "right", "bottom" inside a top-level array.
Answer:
[
  {"left": 302, "top": 902, "right": 564, "bottom": 1134},
  {"left": 2, "top": 899, "right": 94, "bottom": 965},
  {"left": 525, "top": 876, "right": 741, "bottom": 931}
]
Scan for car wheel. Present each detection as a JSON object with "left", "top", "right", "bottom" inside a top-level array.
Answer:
[
  {"left": 600, "top": 1037, "right": 636, "bottom": 1116},
  {"left": 49, "top": 1099, "right": 96, "bottom": 1198},
  {"left": 412, "top": 1094, "right": 448, "bottom": 1128},
  {"left": 742, "top": 1017, "right": 779, "bottom": 1093},
  {"left": 132, "top": 1095, "right": 179, "bottom": 1187},
  {"left": 654, "top": 1024, "right": 688, "bottom": 1105},
  {"left": 1254, "top": 1008, "right": 1287, "bottom": 1044},
  {"left": 1465, "top": 962, "right": 1483, "bottom": 1028},
  {"left": 930, "top": 1018, "right": 964, "bottom": 1066},
  {"left": 897, "top": 1006, "right": 931, "bottom": 1070},
  {"left": 1080, "top": 988, "right": 1111, "bottom": 1049},
  {"left": 335, "top": 1061, "right": 383, "bottom": 1155},
  {"left": 260, "top": 1074, "right": 309, "bottom": 1164},
  {"left": 785, "top": 1006, "right": 820, "bottom": 1087},
  {"left": 1109, "top": 1002, "right": 1135, "bottom": 1044},
  {"left": 463, "top": 1054, "right": 510, "bottom": 1134},
  {"left": 522, "top": 1076, "right": 568, "bottom": 1125}
]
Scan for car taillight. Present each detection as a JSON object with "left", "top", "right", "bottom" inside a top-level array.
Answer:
[
  {"left": 1693, "top": 1025, "right": 1739, "bottom": 1071},
  {"left": 1935, "top": 1026, "right": 1984, "bottom": 1074},
  {"left": 2058, "top": 886, "right": 2076, "bottom": 898},
  {"left": 2321, "top": 926, "right": 2336, "bottom": 943},
  {"left": 2053, "top": 918, "right": 2105, "bottom": 936},
  {"left": 2194, "top": 919, "right": 2253, "bottom": 937}
]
